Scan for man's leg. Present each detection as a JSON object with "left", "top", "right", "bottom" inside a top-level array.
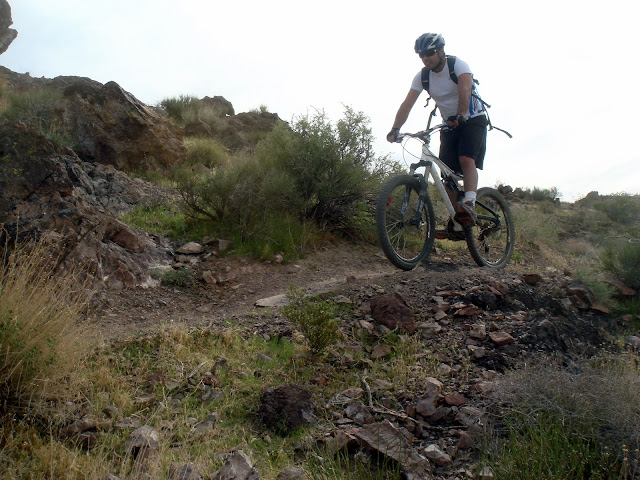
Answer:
[
  {"left": 459, "top": 155, "right": 478, "bottom": 201},
  {"left": 455, "top": 155, "right": 478, "bottom": 225}
]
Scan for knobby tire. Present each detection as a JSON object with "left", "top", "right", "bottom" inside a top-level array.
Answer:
[
  {"left": 465, "top": 187, "right": 515, "bottom": 268},
  {"left": 375, "top": 175, "right": 436, "bottom": 271}
]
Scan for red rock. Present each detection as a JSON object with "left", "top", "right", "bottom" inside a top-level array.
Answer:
[
  {"left": 455, "top": 305, "right": 482, "bottom": 316},
  {"left": 591, "top": 302, "right": 610, "bottom": 314},
  {"left": 522, "top": 273, "right": 542, "bottom": 285},
  {"left": 369, "top": 293, "right": 417, "bottom": 334},
  {"left": 443, "top": 393, "right": 467, "bottom": 406},
  {"left": 489, "top": 332, "right": 515, "bottom": 346}
]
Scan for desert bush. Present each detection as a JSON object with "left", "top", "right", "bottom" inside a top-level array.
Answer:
[
  {"left": 484, "top": 355, "right": 640, "bottom": 479},
  {"left": 281, "top": 287, "right": 340, "bottom": 356},
  {"left": 250, "top": 104, "right": 270, "bottom": 114},
  {"left": 257, "top": 106, "right": 386, "bottom": 236},
  {"left": 601, "top": 239, "right": 640, "bottom": 289},
  {"left": 0, "top": 237, "right": 91, "bottom": 415},
  {"left": 530, "top": 186, "right": 561, "bottom": 203},
  {"left": 513, "top": 186, "right": 561, "bottom": 203},
  {"left": 172, "top": 152, "right": 300, "bottom": 240},
  {"left": 158, "top": 94, "right": 200, "bottom": 123},
  {"left": 185, "top": 137, "right": 229, "bottom": 168},
  {"left": 159, "top": 94, "right": 227, "bottom": 134}
]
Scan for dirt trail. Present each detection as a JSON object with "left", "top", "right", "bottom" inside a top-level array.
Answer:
[{"left": 96, "top": 242, "right": 481, "bottom": 342}]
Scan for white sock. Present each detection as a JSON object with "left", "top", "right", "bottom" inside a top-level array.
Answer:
[{"left": 464, "top": 191, "right": 477, "bottom": 204}]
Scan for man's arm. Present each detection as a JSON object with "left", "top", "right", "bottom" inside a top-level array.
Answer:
[
  {"left": 387, "top": 89, "right": 421, "bottom": 142},
  {"left": 456, "top": 73, "right": 473, "bottom": 118},
  {"left": 446, "top": 72, "right": 473, "bottom": 128}
]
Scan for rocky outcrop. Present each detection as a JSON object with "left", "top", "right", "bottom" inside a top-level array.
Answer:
[
  {"left": 0, "top": 67, "right": 186, "bottom": 171},
  {"left": 0, "top": 119, "right": 172, "bottom": 288},
  {"left": 210, "top": 110, "right": 282, "bottom": 152},
  {"left": 201, "top": 95, "right": 235, "bottom": 116},
  {"left": 54, "top": 80, "right": 186, "bottom": 170},
  {"left": 0, "top": 66, "right": 103, "bottom": 92},
  {"left": 0, "top": 0, "right": 17, "bottom": 55}
]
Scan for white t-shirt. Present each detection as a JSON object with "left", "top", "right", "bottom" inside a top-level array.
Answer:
[{"left": 410, "top": 57, "right": 485, "bottom": 120}]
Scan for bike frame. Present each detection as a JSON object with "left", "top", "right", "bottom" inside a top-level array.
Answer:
[{"left": 406, "top": 130, "right": 463, "bottom": 222}]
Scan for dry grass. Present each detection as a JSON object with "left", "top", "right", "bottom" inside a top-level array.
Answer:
[
  {"left": 0, "top": 235, "right": 93, "bottom": 417},
  {"left": 485, "top": 354, "right": 640, "bottom": 478}
]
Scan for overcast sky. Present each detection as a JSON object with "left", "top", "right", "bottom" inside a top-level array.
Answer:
[{"left": 2, "top": 0, "right": 638, "bottom": 201}]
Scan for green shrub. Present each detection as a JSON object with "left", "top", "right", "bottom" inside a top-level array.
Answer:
[
  {"left": 257, "top": 106, "right": 387, "bottom": 237},
  {"left": 172, "top": 153, "right": 300, "bottom": 240},
  {"left": 592, "top": 194, "right": 640, "bottom": 225},
  {"left": 159, "top": 95, "right": 226, "bottom": 132},
  {"left": 281, "top": 287, "right": 340, "bottom": 356},
  {"left": 161, "top": 267, "right": 197, "bottom": 288},
  {"left": 601, "top": 240, "right": 640, "bottom": 289},
  {"left": 513, "top": 186, "right": 561, "bottom": 203},
  {"left": 185, "top": 137, "right": 229, "bottom": 168},
  {"left": 118, "top": 202, "right": 193, "bottom": 240},
  {"left": 530, "top": 186, "right": 561, "bottom": 203},
  {"left": 0, "top": 237, "right": 91, "bottom": 415},
  {"left": 158, "top": 94, "right": 200, "bottom": 124}
]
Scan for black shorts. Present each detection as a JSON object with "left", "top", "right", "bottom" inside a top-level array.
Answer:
[{"left": 439, "top": 115, "right": 488, "bottom": 173}]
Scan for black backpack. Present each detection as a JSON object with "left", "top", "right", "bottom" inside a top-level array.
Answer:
[
  {"left": 420, "top": 55, "right": 467, "bottom": 93},
  {"left": 421, "top": 56, "right": 511, "bottom": 137}
]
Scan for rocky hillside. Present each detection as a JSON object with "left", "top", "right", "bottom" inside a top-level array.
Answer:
[{"left": 0, "top": 65, "right": 282, "bottom": 289}]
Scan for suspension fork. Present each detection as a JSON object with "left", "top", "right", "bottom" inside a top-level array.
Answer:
[{"left": 405, "top": 174, "right": 428, "bottom": 226}]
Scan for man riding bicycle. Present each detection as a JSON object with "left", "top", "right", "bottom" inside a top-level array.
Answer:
[{"left": 387, "top": 33, "right": 487, "bottom": 231}]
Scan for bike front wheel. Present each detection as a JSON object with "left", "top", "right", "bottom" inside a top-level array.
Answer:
[
  {"left": 465, "top": 187, "right": 515, "bottom": 268},
  {"left": 376, "top": 175, "right": 436, "bottom": 271}
]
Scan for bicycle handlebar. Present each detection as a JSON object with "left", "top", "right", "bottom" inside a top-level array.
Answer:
[{"left": 394, "top": 123, "right": 449, "bottom": 143}]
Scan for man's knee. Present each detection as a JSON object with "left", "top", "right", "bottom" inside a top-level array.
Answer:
[{"left": 459, "top": 156, "right": 476, "bottom": 169}]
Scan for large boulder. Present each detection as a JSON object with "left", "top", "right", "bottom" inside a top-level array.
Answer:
[
  {"left": 0, "top": 119, "right": 172, "bottom": 288},
  {"left": 54, "top": 80, "right": 186, "bottom": 171},
  {"left": 0, "top": 0, "right": 17, "bottom": 55}
]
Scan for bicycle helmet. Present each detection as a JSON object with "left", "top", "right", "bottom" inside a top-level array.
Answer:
[{"left": 414, "top": 33, "right": 445, "bottom": 54}]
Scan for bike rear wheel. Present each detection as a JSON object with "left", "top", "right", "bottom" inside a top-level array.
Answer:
[
  {"left": 465, "top": 187, "right": 515, "bottom": 268},
  {"left": 376, "top": 175, "right": 436, "bottom": 270}
]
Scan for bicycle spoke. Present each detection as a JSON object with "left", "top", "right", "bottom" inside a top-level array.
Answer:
[{"left": 376, "top": 175, "right": 435, "bottom": 270}]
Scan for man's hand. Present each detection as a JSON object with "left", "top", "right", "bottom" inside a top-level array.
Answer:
[
  {"left": 446, "top": 114, "right": 466, "bottom": 128},
  {"left": 387, "top": 128, "right": 400, "bottom": 143}
]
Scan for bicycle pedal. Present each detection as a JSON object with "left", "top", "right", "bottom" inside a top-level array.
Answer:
[{"left": 454, "top": 212, "right": 476, "bottom": 227}]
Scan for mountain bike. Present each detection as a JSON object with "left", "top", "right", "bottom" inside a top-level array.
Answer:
[{"left": 375, "top": 123, "right": 515, "bottom": 271}]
